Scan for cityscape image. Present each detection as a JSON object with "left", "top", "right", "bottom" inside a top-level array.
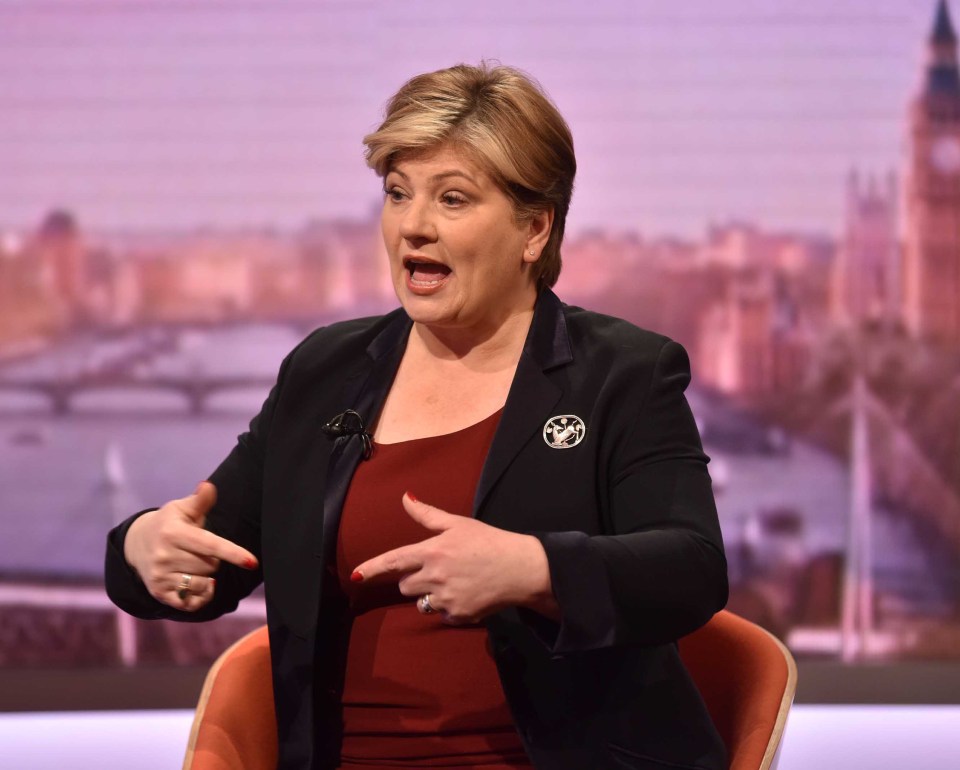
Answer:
[{"left": 1, "top": 0, "right": 959, "bottom": 701}]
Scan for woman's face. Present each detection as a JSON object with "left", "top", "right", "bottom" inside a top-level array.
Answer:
[{"left": 381, "top": 144, "right": 547, "bottom": 335}]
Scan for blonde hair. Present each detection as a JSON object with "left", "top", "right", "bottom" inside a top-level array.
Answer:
[{"left": 363, "top": 62, "right": 576, "bottom": 288}]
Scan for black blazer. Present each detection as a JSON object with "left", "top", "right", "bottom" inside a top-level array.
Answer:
[{"left": 106, "top": 289, "right": 729, "bottom": 770}]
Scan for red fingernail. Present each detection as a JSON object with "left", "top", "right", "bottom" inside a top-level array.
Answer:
[
  {"left": 210, "top": 578, "right": 216, "bottom": 587},
  {"left": 406, "top": 491, "right": 418, "bottom": 502},
  {"left": 244, "top": 558, "right": 257, "bottom": 570},
  {"left": 350, "top": 570, "right": 364, "bottom": 583}
]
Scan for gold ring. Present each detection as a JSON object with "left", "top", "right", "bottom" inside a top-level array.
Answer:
[{"left": 177, "top": 573, "right": 192, "bottom": 601}]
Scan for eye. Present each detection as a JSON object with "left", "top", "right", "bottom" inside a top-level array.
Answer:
[
  {"left": 384, "top": 186, "right": 406, "bottom": 203},
  {"left": 440, "top": 192, "right": 467, "bottom": 207}
]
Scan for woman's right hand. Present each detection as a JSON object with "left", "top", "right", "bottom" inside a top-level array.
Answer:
[{"left": 123, "top": 481, "right": 259, "bottom": 611}]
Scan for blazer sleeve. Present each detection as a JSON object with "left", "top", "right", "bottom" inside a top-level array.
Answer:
[
  {"left": 534, "top": 339, "right": 728, "bottom": 652},
  {"left": 103, "top": 340, "right": 300, "bottom": 622}
]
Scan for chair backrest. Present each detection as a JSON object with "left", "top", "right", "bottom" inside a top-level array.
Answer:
[
  {"left": 678, "top": 610, "right": 797, "bottom": 770},
  {"left": 183, "top": 625, "right": 277, "bottom": 770},
  {"left": 185, "top": 612, "right": 797, "bottom": 770}
]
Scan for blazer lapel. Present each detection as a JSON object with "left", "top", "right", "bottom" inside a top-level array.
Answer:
[
  {"left": 314, "top": 290, "right": 574, "bottom": 537},
  {"left": 319, "top": 311, "right": 411, "bottom": 561},
  {"left": 473, "top": 289, "right": 573, "bottom": 517}
]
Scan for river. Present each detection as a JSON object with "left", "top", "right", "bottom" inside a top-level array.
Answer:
[{"left": 0, "top": 322, "right": 952, "bottom": 622}]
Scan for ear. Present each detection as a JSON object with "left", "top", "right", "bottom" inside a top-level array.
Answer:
[{"left": 523, "top": 207, "right": 554, "bottom": 265}]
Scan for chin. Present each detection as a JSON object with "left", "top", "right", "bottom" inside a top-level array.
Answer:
[
  {"left": 404, "top": 306, "right": 458, "bottom": 329},
  {"left": 396, "top": 292, "right": 453, "bottom": 325},
  {"left": 393, "top": 276, "right": 454, "bottom": 313}
]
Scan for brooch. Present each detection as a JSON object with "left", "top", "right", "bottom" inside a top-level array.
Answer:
[{"left": 543, "top": 415, "right": 586, "bottom": 449}]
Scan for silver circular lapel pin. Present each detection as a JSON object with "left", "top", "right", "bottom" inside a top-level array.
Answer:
[{"left": 543, "top": 415, "right": 586, "bottom": 449}]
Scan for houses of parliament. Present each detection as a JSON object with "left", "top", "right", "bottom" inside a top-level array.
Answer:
[{"left": 839, "top": 0, "right": 960, "bottom": 346}]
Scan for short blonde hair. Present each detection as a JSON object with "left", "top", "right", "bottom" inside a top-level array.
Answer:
[{"left": 363, "top": 63, "right": 576, "bottom": 288}]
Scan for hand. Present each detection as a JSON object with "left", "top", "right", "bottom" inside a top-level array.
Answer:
[
  {"left": 123, "top": 481, "right": 258, "bottom": 612},
  {"left": 352, "top": 492, "right": 558, "bottom": 624}
]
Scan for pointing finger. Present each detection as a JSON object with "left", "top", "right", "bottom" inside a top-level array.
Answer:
[
  {"left": 352, "top": 542, "right": 424, "bottom": 583},
  {"left": 175, "top": 527, "right": 259, "bottom": 571},
  {"left": 401, "top": 492, "right": 460, "bottom": 532}
]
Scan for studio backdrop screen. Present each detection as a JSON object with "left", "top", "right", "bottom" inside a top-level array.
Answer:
[{"left": 1, "top": 0, "right": 958, "bottom": 707}]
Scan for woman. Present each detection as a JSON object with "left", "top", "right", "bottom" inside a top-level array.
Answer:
[{"left": 106, "top": 63, "right": 728, "bottom": 770}]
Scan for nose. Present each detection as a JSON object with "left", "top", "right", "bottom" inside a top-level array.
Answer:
[{"left": 398, "top": 197, "right": 437, "bottom": 244}]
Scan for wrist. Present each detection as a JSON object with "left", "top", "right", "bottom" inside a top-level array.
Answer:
[
  {"left": 517, "top": 534, "right": 560, "bottom": 620},
  {"left": 122, "top": 509, "right": 155, "bottom": 575}
]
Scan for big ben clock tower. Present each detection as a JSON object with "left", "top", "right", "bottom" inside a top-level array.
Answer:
[{"left": 904, "top": 0, "right": 960, "bottom": 345}]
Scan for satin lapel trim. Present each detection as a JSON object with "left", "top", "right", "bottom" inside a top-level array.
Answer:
[
  {"left": 472, "top": 352, "right": 561, "bottom": 517},
  {"left": 473, "top": 289, "right": 572, "bottom": 517},
  {"left": 319, "top": 311, "right": 411, "bottom": 561}
]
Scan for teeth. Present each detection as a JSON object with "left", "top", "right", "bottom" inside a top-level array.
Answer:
[{"left": 405, "top": 257, "right": 449, "bottom": 289}]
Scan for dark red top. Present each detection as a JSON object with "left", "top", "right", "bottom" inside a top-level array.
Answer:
[{"left": 334, "top": 409, "right": 532, "bottom": 769}]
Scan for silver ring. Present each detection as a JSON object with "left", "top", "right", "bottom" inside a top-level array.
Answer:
[
  {"left": 177, "top": 573, "right": 192, "bottom": 601},
  {"left": 418, "top": 594, "right": 436, "bottom": 615}
]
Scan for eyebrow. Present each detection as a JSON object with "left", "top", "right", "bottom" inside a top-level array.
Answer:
[{"left": 389, "top": 168, "right": 479, "bottom": 185}]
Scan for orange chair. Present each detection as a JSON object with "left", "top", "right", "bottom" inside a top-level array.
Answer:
[
  {"left": 185, "top": 611, "right": 796, "bottom": 770},
  {"left": 678, "top": 610, "right": 797, "bottom": 770},
  {"left": 183, "top": 626, "right": 276, "bottom": 770}
]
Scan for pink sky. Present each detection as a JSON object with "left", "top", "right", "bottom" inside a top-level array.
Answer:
[{"left": 0, "top": 0, "right": 943, "bottom": 237}]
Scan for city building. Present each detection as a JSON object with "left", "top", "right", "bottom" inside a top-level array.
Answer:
[
  {"left": 903, "top": 0, "right": 960, "bottom": 346},
  {"left": 698, "top": 267, "right": 811, "bottom": 399},
  {"left": 31, "top": 210, "right": 90, "bottom": 325},
  {"left": 832, "top": 170, "right": 900, "bottom": 328}
]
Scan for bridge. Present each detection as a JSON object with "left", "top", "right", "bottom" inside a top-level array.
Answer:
[
  {"left": 0, "top": 372, "right": 276, "bottom": 415},
  {"left": 0, "top": 322, "right": 287, "bottom": 414},
  {"left": 0, "top": 314, "right": 356, "bottom": 414}
]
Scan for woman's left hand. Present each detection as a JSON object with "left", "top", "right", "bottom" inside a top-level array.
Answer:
[{"left": 352, "top": 492, "right": 559, "bottom": 624}]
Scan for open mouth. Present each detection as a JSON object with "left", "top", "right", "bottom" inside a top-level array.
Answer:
[{"left": 403, "top": 256, "right": 452, "bottom": 287}]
